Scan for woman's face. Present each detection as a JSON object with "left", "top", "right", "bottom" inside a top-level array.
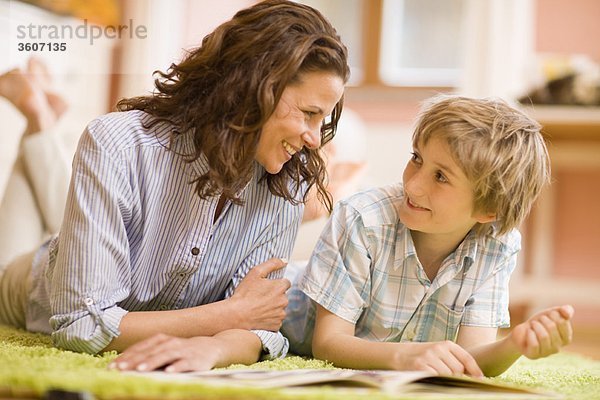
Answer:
[{"left": 255, "top": 71, "right": 345, "bottom": 174}]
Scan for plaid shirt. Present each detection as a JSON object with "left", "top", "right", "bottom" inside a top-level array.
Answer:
[{"left": 282, "top": 183, "right": 520, "bottom": 356}]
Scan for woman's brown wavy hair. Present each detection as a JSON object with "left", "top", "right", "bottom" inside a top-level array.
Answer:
[{"left": 117, "top": 0, "right": 350, "bottom": 209}]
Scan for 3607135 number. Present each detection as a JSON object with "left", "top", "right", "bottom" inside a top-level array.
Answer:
[{"left": 17, "top": 42, "right": 67, "bottom": 51}]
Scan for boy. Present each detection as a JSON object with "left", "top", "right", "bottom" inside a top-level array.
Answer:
[{"left": 281, "top": 95, "right": 573, "bottom": 377}]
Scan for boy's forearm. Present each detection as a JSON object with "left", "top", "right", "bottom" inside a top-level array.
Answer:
[
  {"left": 467, "top": 336, "right": 522, "bottom": 376},
  {"left": 313, "top": 333, "right": 403, "bottom": 370}
]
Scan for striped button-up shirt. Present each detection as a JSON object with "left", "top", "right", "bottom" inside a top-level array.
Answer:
[
  {"left": 25, "top": 110, "right": 302, "bottom": 356},
  {"left": 282, "top": 183, "right": 520, "bottom": 356}
]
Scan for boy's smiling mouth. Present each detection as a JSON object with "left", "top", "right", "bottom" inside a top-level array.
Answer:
[{"left": 407, "top": 196, "right": 430, "bottom": 211}]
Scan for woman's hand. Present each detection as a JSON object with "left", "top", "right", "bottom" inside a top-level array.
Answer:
[
  {"left": 392, "top": 341, "right": 483, "bottom": 377},
  {"left": 109, "top": 333, "right": 222, "bottom": 372},
  {"left": 109, "top": 330, "right": 262, "bottom": 373},
  {"left": 508, "top": 305, "right": 574, "bottom": 359},
  {"left": 230, "top": 258, "right": 291, "bottom": 331}
]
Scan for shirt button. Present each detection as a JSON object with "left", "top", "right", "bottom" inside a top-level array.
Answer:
[
  {"left": 84, "top": 298, "right": 94, "bottom": 306},
  {"left": 159, "top": 305, "right": 168, "bottom": 310},
  {"left": 178, "top": 272, "right": 186, "bottom": 278},
  {"left": 191, "top": 247, "right": 200, "bottom": 256},
  {"left": 405, "top": 330, "right": 415, "bottom": 340}
]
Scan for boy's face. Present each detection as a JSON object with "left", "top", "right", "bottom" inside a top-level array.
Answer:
[{"left": 399, "top": 136, "right": 495, "bottom": 239}]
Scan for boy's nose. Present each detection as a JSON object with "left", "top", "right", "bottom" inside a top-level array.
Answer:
[{"left": 404, "top": 173, "right": 426, "bottom": 197}]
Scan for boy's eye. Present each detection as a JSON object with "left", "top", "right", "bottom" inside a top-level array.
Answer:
[
  {"left": 435, "top": 171, "right": 448, "bottom": 183},
  {"left": 410, "top": 151, "right": 422, "bottom": 164}
]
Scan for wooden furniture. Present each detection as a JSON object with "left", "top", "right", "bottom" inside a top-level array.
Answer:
[{"left": 511, "top": 106, "right": 600, "bottom": 327}]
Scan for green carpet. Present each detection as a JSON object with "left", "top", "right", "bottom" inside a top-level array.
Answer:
[{"left": 1, "top": 324, "right": 599, "bottom": 399}]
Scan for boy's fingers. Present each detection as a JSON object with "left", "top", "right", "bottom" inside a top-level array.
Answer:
[
  {"left": 530, "top": 320, "right": 551, "bottom": 356},
  {"left": 526, "top": 327, "right": 540, "bottom": 358},
  {"left": 429, "top": 358, "right": 453, "bottom": 376},
  {"left": 557, "top": 319, "right": 573, "bottom": 346},
  {"left": 546, "top": 309, "right": 563, "bottom": 324},
  {"left": 451, "top": 346, "right": 483, "bottom": 377},
  {"left": 252, "top": 258, "right": 288, "bottom": 278},
  {"left": 558, "top": 305, "right": 575, "bottom": 320},
  {"left": 438, "top": 352, "right": 464, "bottom": 376},
  {"left": 539, "top": 315, "right": 562, "bottom": 348}
]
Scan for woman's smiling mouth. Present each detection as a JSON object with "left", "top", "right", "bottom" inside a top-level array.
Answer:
[{"left": 282, "top": 140, "right": 299, "bottom": 156}]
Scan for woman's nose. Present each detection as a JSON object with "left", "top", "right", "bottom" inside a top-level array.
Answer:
[{"left": 302, "top": 125, "right": 321, "bottom": 150}]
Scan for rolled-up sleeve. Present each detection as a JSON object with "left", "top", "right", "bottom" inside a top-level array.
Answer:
[
  {"left": 462, "top": 232, "right": 521, "bottom": 328},
  {"left": 48, "top": 120, "right": 133, "bottom": 354},
  {"left": 224, "top": 196, "right": 303, "bottom": 360}
]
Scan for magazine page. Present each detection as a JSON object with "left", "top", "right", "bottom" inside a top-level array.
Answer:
[
  {"left": 138, "top": 368, "right": 558, "bottom": 397},
  {"left": 184, "top": 369, "right": 432, "bottom": 389}
]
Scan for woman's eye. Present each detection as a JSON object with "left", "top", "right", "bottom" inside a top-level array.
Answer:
[{"left": 304, "top": 111, "right": 316, "bottom": 118}]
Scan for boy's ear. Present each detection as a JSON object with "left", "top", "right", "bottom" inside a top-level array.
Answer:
[{"left": 474, "top": 212, "right": 497, "bottom": 224}]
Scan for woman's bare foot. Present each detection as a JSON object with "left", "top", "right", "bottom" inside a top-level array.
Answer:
[
  {"left": 0, "top": 61, "right": 65, "bottom": 135},
  {"left": 27, "top": 58, "right": 68, "bottom": 119}
]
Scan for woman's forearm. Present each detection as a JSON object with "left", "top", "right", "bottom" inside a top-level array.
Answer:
[
  {"left": 211, "top": 329, "right": 263, "bottom": 367},
  {"left": 104, "top": 299, "right": 243, "bottom": 352},
  {"left": 108, "top": 329, "right": 263, "bottom": 372}
]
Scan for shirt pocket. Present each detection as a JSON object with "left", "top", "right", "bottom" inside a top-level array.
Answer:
[
  {"left": 406, "top": 301, "right": 465, "bottom": 343},
  {"left": 429, "top": 303, "right": 464, "bottom": 342}
]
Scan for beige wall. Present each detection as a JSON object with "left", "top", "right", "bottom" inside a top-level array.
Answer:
[{"left": 535, "top": 0, "right": 600, "bottom": 61}]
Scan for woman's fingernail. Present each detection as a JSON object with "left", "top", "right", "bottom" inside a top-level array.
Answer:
[
  {"left": 107, "top": 362, "right": 116, "bottom": 369},
  {"left": 136, "top": 363, "right": 147, "bottom": 371},
  {"left": 165, "top": 366, "right": 175, "bottom": 373},
  {"left": 118, "top": 362, "right": 129, "bottom": 370},
  {"left": 280, "top": 258, "right": 288, "bottom": 264}
]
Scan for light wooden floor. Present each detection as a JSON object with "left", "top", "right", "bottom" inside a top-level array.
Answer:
[{"left": 564, "top": 326, "right": 600, "bottom": 360}]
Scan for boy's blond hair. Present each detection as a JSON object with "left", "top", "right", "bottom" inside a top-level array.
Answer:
[{"left": 413, "top": 95, "right": 550, "bottom": 236}]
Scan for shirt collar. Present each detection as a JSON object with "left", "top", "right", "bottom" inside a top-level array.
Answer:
[
  {"left": 177, "top": 131, "right": 259, "bottom": 199},
  {"left": 394, "top": 224, "right": 416, "bottom": 270},
  {"left": 450, "top": 229, "right": 479, "bottom": 274},
  {"left": 176, "top": 131, "right": 210, "bottom": 177},
  {"left": 393, "top": 223, "right": 480, "bottom": 275}
]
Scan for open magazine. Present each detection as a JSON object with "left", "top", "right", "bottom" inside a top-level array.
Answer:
[{"left": 139, "top": 368, "right": 558, "bottom": 398}]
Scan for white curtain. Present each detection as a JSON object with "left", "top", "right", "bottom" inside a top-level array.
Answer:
[{"left": 460, "top": 0, "right": 536, "bottom": 100}]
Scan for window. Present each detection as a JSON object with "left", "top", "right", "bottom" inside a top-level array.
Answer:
[
  {"left": 379, "top": 0, "right": 466, "bottom": 86},
  {"left": 297, "top": 0, "right": 365, "bottom": 85}
]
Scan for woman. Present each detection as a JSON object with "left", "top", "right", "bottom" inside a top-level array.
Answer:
[
  {"left": 0, "top": 0, "right": 349, "bottom": 370},
  {"left": 0, "top": 58, "right": 71, "bottom": 267}
]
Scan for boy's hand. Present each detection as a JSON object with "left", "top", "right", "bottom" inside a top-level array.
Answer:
[
  {"left": 509, "top": 305, "right": 574, "bottom": 359},
  {"left": 396, "top": 341, "right": 483, "bottom": 377}
]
